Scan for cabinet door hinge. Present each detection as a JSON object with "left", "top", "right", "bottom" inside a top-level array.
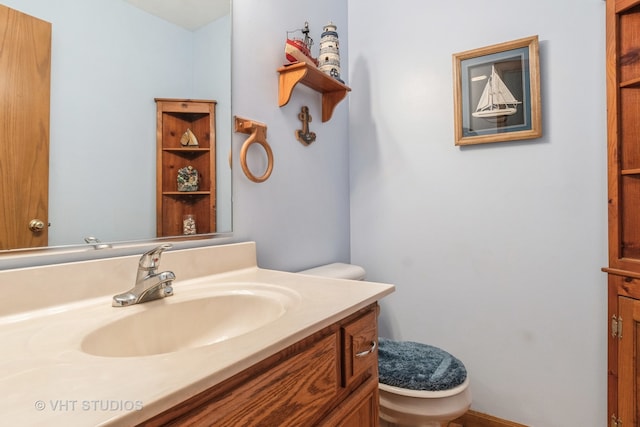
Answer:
[
  {"left": 612, "top": 315, "right": 623, "bottom": 339},
  {"left": 611, "top": 414, "right": 622, "bottom": 427}
]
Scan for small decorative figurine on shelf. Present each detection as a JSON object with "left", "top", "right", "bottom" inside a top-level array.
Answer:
[
  {"left": 285, "top": 21, "right": 318, "bottom": 67},
  {"left": 180, "top": 128, "right": 199, "bottom": 146},
  {"left": 318, "top": 22, "right": 343, "bottom": 83},
  {"left": 177, "top": 165, "right": 199, "bottom": 191},
  {"left": 182, "top": 214, "right": 197, "bottom": 235}
]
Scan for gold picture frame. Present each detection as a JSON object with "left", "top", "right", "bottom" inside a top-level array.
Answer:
[{"left": 452, "top": 35, "right": 541, "bottom": 146}]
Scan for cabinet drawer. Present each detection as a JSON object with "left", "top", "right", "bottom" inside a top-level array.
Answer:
[
  {"left": 610, "top": 273, "right": 640, "bottom": 299},
  {"left": 156, "top": 99, "right": 214, "bottom": 114},
  {"left": 342, "top": 308, "right": 378, "bottom": 387}
]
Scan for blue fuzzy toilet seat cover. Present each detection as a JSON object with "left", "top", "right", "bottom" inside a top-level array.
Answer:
[{"left": 378, "top": 338, "right": 467, "bottom": 391}]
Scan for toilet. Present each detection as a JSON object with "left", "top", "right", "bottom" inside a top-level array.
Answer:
[{"left": 299, "top": 263, "right": 471, "bottom": 427}]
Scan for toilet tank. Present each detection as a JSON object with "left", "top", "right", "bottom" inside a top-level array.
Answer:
[{"left": 298, "top": 262, "right": 366, "bottom": 281}]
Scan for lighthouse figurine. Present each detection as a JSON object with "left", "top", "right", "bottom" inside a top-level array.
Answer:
[{"left": 318, "top": 22, "right": 343, "bottom": 83}]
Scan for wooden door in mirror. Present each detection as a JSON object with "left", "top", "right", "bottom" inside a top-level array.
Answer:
[{"left": 0, "top": 5, "right": 51, "bottom": 250}]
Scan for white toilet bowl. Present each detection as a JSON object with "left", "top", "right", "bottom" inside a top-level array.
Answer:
[
  {"left": 299, "top": 263, "right": 472, "bottom": 427},
  {"left": 379, "top": 377, "right": 471, "bottom": 427}
]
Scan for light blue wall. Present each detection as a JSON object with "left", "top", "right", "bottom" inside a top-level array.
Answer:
[
  {"left": 229, "top": 0, "right": 351, "bottom": 271},
  {"left": 0, "top": 0, "right": 350, "bottom": 271},
  {"left": 194, "top": 14, "right": 233, "bottom": 232},
  {"left": 1, "top": 0, "right": 609, "bottom": 425},
  {"left": 348, "top": 0, "right": 607, "bottom": 426}
]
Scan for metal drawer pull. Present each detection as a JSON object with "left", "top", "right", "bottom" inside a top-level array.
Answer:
[{"left": 355, "top": 340, "right": 377, "bottom": 358}]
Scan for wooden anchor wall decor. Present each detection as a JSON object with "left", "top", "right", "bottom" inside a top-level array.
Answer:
[{"left": 295, "top": 106, "right": 316, "bottom": 146}]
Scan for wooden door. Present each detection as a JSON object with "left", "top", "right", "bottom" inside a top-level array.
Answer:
[
  {"left": 618, "top": 296, "right": 640, "bottom": 426},
  {"left": 0, "top": 4, "right": 51, "bottom": 250}
]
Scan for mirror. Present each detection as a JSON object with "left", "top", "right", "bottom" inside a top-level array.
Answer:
[{"left": 0, "top": 0, "right": 232, "bottom": 253}]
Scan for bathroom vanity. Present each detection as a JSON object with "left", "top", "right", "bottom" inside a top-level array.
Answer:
[
  {"left": 0, "top": 242, "right": 394, "bottom": 426},
  {"left": 144, "top": 303, "right": 380, "bottom": 426}
]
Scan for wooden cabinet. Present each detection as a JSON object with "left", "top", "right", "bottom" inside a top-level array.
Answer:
[
  {"left": 140, "top": 304, "right": 380, "bottom": 426},
  {"left": 155, "top": 99, "right": 216, "bottom": 237},
  {"left": 605, "top": 1, "right": 640, "bottom": 426}
]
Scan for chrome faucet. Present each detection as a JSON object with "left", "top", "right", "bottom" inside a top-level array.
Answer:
[
  {"left": 112, "top": 243, "right": 176, "bottom": 307},
  {"left": 84, "top": 236, "right": 112, "bottom": 250}
]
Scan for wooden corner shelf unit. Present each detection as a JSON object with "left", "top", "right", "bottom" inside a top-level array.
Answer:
[
  {"left": 277, "top": 62, "right": 351, "bottom": 122},
  {"left": 604, "top": 1, "right": 640, "bottom": 426},
  {"left": 155, "top": 98, "right": 216, "bottom": 237}
]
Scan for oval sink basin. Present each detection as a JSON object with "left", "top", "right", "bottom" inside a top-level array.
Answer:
[{"left": 81, "top": 290, "right": 294, "bottom": 357}]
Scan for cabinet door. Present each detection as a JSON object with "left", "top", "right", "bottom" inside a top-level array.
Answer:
[
  {"left": 318, "top": 377, "right": 379, "bottom": 427},
  {"left": 171, "top": 333, "right": 340, "bottom": 426},
  {"left": 618, "top": 296, "right": 640, "bottom": 425}
]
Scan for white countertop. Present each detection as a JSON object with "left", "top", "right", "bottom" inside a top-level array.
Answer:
[{"left": 0, "top": 242, "right": 394, "bottom": 426}]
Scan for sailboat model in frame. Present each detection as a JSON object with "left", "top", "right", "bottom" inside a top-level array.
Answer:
[{"left": 472, "top": 65, "right": 521, "bottom": 119}]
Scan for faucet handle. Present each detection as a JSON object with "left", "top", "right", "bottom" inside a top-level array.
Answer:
[{"left": 139, "top": 243, "right": 173, "bottom": 271}]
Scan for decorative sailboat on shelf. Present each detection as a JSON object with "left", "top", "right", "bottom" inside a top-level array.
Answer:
[
  {"left": 284, "top": 22, "right": 319, "bottom": 67},
  {"left": 180, "top": 128, "right": 199, "bottom": 146},
  {"left": 472, "top": 65, "right": 521, "bottom": 119}
]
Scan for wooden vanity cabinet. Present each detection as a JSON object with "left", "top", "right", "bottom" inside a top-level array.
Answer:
[
  {"left": 141, "top": 303, "right": 380, "bottom": 426},
  {"left": 155, "top": 99, "right": 216, "bottom": 237},
  {"left": 605, "top": 1, "right": 640, "bottom": 426}
]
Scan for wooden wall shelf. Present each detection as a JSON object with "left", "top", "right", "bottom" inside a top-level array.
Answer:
[{"left": 277, "top": 62, "right": 351, "bottom": 122}]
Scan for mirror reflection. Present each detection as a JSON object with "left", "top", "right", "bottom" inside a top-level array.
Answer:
[{"left": 0, "top": 0, "right": 232, "bottom": 252}]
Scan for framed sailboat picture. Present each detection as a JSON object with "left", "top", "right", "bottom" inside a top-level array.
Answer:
[{"left": 452, "top": 36, "right": 541, "bottom": 146}]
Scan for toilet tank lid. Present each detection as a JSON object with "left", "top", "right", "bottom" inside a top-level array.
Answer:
[{"left": 298, "top": 263, "right": 366, "bottom": 280}]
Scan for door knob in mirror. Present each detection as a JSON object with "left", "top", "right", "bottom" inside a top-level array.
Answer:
[{"left": 29, "top": 219, "right": 45, "bottom": 232}]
